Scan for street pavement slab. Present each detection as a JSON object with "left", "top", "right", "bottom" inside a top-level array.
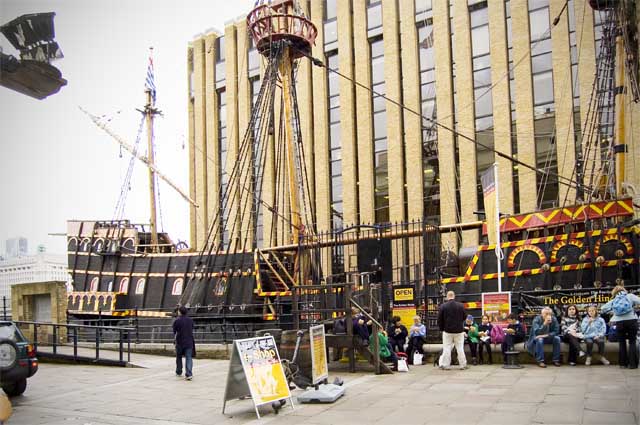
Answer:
[{"left": 6, "top": 351, "right": 640, "bottom": 425}]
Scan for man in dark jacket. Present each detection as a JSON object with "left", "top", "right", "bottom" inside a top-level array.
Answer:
[
  {"left": 437, "top": 291, "right": 467, "bottom": 369},
  {"left": 173, "top": 306, "right": 195, "bottom": 380}
]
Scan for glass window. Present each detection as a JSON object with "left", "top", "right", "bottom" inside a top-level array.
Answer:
[
  {"left": 324, "top": 20, "right": 338, "bottom": 46},
  {"left": 473, "top": 68, "right": 492, "bottom": 87},
  {"left": 216, "top": 36, "right": 225, "bottom": 62},
  {"left": 529, "top": 8, "right": 550, "bottom": 41},
  {"left": 422, "top": 99, "right": 436, "bottom": 119},
  {"left": 471, "top": 26, "right": 490, "bottom": 57},
  {"left": 473, "top": 55, "right": 491, "bottom": 70},
  {"left": 373, "top": 110, "right": 387, "bottom": 139},
  {"left": 367, "top": 4, "right": 383, "bottom": 31},
  {"left": 531, "top": 52, "right": 552, "bottom": 73},
  {"left": 533, "top": 71, "right": 554, "bottom": 106},
  {"left": 325, "top": 0, "right": 337, "bottom": 20},
  {"left": 330, "top": 123, "right": 341, "bottom": 148},
  {"left": 415, "top": 0, "right": 433, "bottom": 13},
  {"left": 474, "top": 87, "right": 493, "bottom": 117},
  {"left": 470, "top": 7, "right": 489, "bottom": 28}
]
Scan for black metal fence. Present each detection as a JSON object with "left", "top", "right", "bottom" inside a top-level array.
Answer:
[{"left": 15, "top": 321, "right": 134, "bottom": 366}]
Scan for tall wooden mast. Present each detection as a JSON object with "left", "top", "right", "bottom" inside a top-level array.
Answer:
[
  {"left": 247, "top": 0, "right": 317, "bottom": 283},
  {"left": 145, "top": 86, "right": 160, "bottom": 250}
]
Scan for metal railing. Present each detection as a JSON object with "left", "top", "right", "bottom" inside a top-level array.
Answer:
[{"left": 15, "top": 321, "right": 134, "bottom": 366}]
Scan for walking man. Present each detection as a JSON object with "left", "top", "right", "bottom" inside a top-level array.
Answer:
[
  {"left": 438, "top": 291, "right": 467, "bottom": 369},
  {"left": 173, "top": 306, "right": 195, "bottom": 380}
]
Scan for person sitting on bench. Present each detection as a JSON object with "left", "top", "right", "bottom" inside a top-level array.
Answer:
[
  {"left": 477, "top": 314, "right": 493, "bottom": 364},
  {"left": 387, "top": 316, "right": 408, "bottom": 353},
  {"left": 561, "top": 304, "right": 585, "bottom": 366},
  {"left": 371, "top": 329, "right": 398, "bottom": 371},
  {"left": 581, "top": 305, "right": 610, "bottom": 366},
  {"left": 527, "top": 307, "right": 562, "bottom": 367},
  {"left": 463, "top": 315, "right": 480, "bottom": 365},
  {"left": 406, "top": 315, "right": 426, "bottom": 364},
  {"left": 352, "top": 307, "right": 370, "bottom": 344},
  {"left": 501, "top": 313, "right": 525, "bottom": 364}
]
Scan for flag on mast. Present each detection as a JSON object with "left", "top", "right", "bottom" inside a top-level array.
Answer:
[
  {"left": 145, "top": 54, "right": 156, "bottom": 104},
  {"left": 481, "top": 165, "right": 498, "bottom": 245}
]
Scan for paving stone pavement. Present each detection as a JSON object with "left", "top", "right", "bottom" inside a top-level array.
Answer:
[{"left": 6, "top": 352, "right": 640, "bottom": 425}]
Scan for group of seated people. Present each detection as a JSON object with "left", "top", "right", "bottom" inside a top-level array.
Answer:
[{"left": 352, "top": 285, "right": 639, "bottom": 370}]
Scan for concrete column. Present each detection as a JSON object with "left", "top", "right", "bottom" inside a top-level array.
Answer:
[
  {"left": 550, "top": 0, "right": 576, "bottom": 204},
  {"left": 511, "top": 4, "right": 538, "bottom": 212},
  {"left": 187, "top": 44, "right": 197, "bottom": 249},
  {"left": 452, "top": 0, "right": 478, "bottom": 247},
  {"left": 192, "top": 37, "right": 208, "bottom": 250},
  {"left": 354, "top": 0, "right": 375, "bottom": 224},
  {"left": 297, "top": 0, "right": 316, "bottom": 231},
  {"left": 338, "top": 0, "right": 358, "bottom": 228},
  {"left": 399, "top": 0, "right": 422, "bottom": 221},
  {"left": 310, "top": 0, "right": 332, "bottom": 275},
  {"left": 488, "top": 0, "right": 514, "bottom": 215},
  {"left": 204, "top": 33, "right": 219, "bottom": 249},
  {"left": 224, "top": 25, "right": 240, "bottom": 250},
  {"left": 432, "top": 0, "right": 457, "bottom": 252},
  {"left": 236, "top": 20, "right": 253, "bottom": 250}
]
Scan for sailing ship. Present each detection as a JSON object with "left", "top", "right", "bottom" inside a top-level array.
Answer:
[{"left": 65, "top": 0, "right": 639, "bottom": 337}]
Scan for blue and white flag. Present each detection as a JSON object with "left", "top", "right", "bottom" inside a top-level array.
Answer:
[{"left": 145, "top": 55, "right": 156, "bottom": 104}]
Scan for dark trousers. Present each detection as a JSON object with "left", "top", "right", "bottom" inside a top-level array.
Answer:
[
  {"left": 382, "top": 343, "right": 398, "bottom": 369},
  {"left": 389, "top": 337, "right": 405, "bottom": 353},
  {"left": 616, "top": 319, "right": 638, "bottom": 368},
  {"left": 501, "top": 334, "right": 524, "bottom": 363},
  {"left": 563, "top": 334, "right": 583, "bottom": 363},
  {"left": 584, "top": 337, "right": 605, "bottom": 356},
  {"left": 176, "top": 346, "right": 193, "bottom": 377},
  {"left": 478, "top": 339, "right": 492, "bottom": 363},
  {"left": 406, "top": 336, "right": 425, "bottom": 364},
  {"left": 467, "top": 340, "right": 478, "bottom": 358}
]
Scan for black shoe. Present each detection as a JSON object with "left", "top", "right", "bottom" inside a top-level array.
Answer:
[
  {"left": 488, "top": 358, "right": 493, "bottom": 365},
  {"left": 472, "top": 358, "right": 478, "bottom": 366}
]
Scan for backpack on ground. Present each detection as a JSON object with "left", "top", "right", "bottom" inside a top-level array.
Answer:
[
  {"left": 612, "top": 293, "right": 633, "bottom": 316},
  {"left": 490, "top": 324, "right": 505, "bottom": 345}
]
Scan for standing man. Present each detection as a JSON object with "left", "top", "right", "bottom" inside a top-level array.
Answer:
[
  {"left": 173, "top": 306, "right": 195, "bottom": 380},
  {"left": 438, "top": 291, "right": 467, "bottom": 369}
]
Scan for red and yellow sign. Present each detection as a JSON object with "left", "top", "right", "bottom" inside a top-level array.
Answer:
[{"left": 481, "top": 292, "right": 511, "bottom": 323}]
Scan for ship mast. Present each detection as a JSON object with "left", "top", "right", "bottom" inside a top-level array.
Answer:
[
  {"left": 613, "top": 19, "right": 626, "bottom": 197},
  {"left": 144, "top": 87, "right": 160, "bottom": 250}
]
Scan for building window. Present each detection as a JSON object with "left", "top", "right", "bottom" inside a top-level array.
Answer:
[
  {"left": 215, "top": 36, "right": 226, "bottom": 85},
  {"left": 418, "top": 18, "right": 440, "bottom": 225},
  {"left": 250, "top": 77, "right": 264, "bottom": 249},
  {"left": 370, "top": 37, "right": 388, "bottom": 224},
  {"left": 118, "top": 277, "right": 129, "bottom": 294},
  {"left": 172, "top": 278, "right": 184, "bottom": 296},
  {"left": 327, "top": 52, "right": 343, "bottom": 234},
  {"left": 89, "top": 277, "right": 99, "bottom": 292},
  {"left": 367, "top": 1, "right": 383, "bottom": 36},
  {"left": 135, "top": 278, "right": 146, "bottom": 295},
  {"left": 218, "top": 88, "right": 229, "bottom": 246},
  {"left": 529, "top": 0, "right": 554, "bottom": 116}
]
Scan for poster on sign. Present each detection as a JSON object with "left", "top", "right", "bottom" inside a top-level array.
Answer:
[
  {"left": 392, "top": 285, "right": 416, "bottom": 328},
  {"left": 309, "top": 325, "right": 329, "bottom": 385},
  {"left": 222, "top": 335, "right": 292, "bottom": 419},
  {"left": 482, "top": 292, "right": 511, "bottom": 323}
]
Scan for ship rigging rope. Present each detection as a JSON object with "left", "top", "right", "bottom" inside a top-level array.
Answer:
[{"left": 113, "top": 115, "right": 146, "bottom": 220}]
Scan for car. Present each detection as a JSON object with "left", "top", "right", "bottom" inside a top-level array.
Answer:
[{"left": 0, "top": 321, "right": 38, "bottom": 397}]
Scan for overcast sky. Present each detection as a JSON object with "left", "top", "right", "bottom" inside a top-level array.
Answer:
[{"left": 0, "top": 0, "right": 254, "bottom": 255}]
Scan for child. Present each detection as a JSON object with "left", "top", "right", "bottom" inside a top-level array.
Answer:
[
  {"left": 406, "top": 315, "right": 426, "bottom": 364},
  {"left": 581, "top": 305, "right": 609, "bottom": 366},
  {"left": 561, "top": 305, "right": 585, "bottom": 366},
  {"left": 501, "top": 313, "right": 525, "bottom": 364},
  {"left": 463, "top": 315, "right": 479, "bottom": 365},
  {"left": 370, "top": 329, "right": 398, "bottom": 371},
  {"left": 387, "top": 316, "right": 408, "bottom": 353},
  {"left": 477, "top": 314, "right": 493, "bottom": 364}
]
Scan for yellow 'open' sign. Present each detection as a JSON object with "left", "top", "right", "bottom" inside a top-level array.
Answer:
[{"left": 393, "top": 287, "right": 414, "bottom": 302}]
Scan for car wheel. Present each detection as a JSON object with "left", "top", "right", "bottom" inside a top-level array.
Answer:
[
  {"left": 2, "top": 378, "right": 26, "bottom": 397},
  {"left": 0, "top": 339, "right": 18, "bottom": 371}
]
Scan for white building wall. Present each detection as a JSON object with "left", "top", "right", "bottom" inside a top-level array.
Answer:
[{"left": 0, "top": 253, "right": 70, "bottom": 317}]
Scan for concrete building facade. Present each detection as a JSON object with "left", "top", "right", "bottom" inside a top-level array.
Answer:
[{"left": 187, "top": 0, "right": 640, "bottom": 262}]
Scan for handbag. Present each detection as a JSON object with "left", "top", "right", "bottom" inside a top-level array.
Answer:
[
  {"left": 397, "top": 358, "right": 409, "bottom": 372},
  {"left": 413, "top": 351, "right": 424, "bottom": 365}
]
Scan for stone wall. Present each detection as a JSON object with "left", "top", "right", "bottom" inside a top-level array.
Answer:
[{"left": 11, "top": 280, "right": 67, "bottom": 343}]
